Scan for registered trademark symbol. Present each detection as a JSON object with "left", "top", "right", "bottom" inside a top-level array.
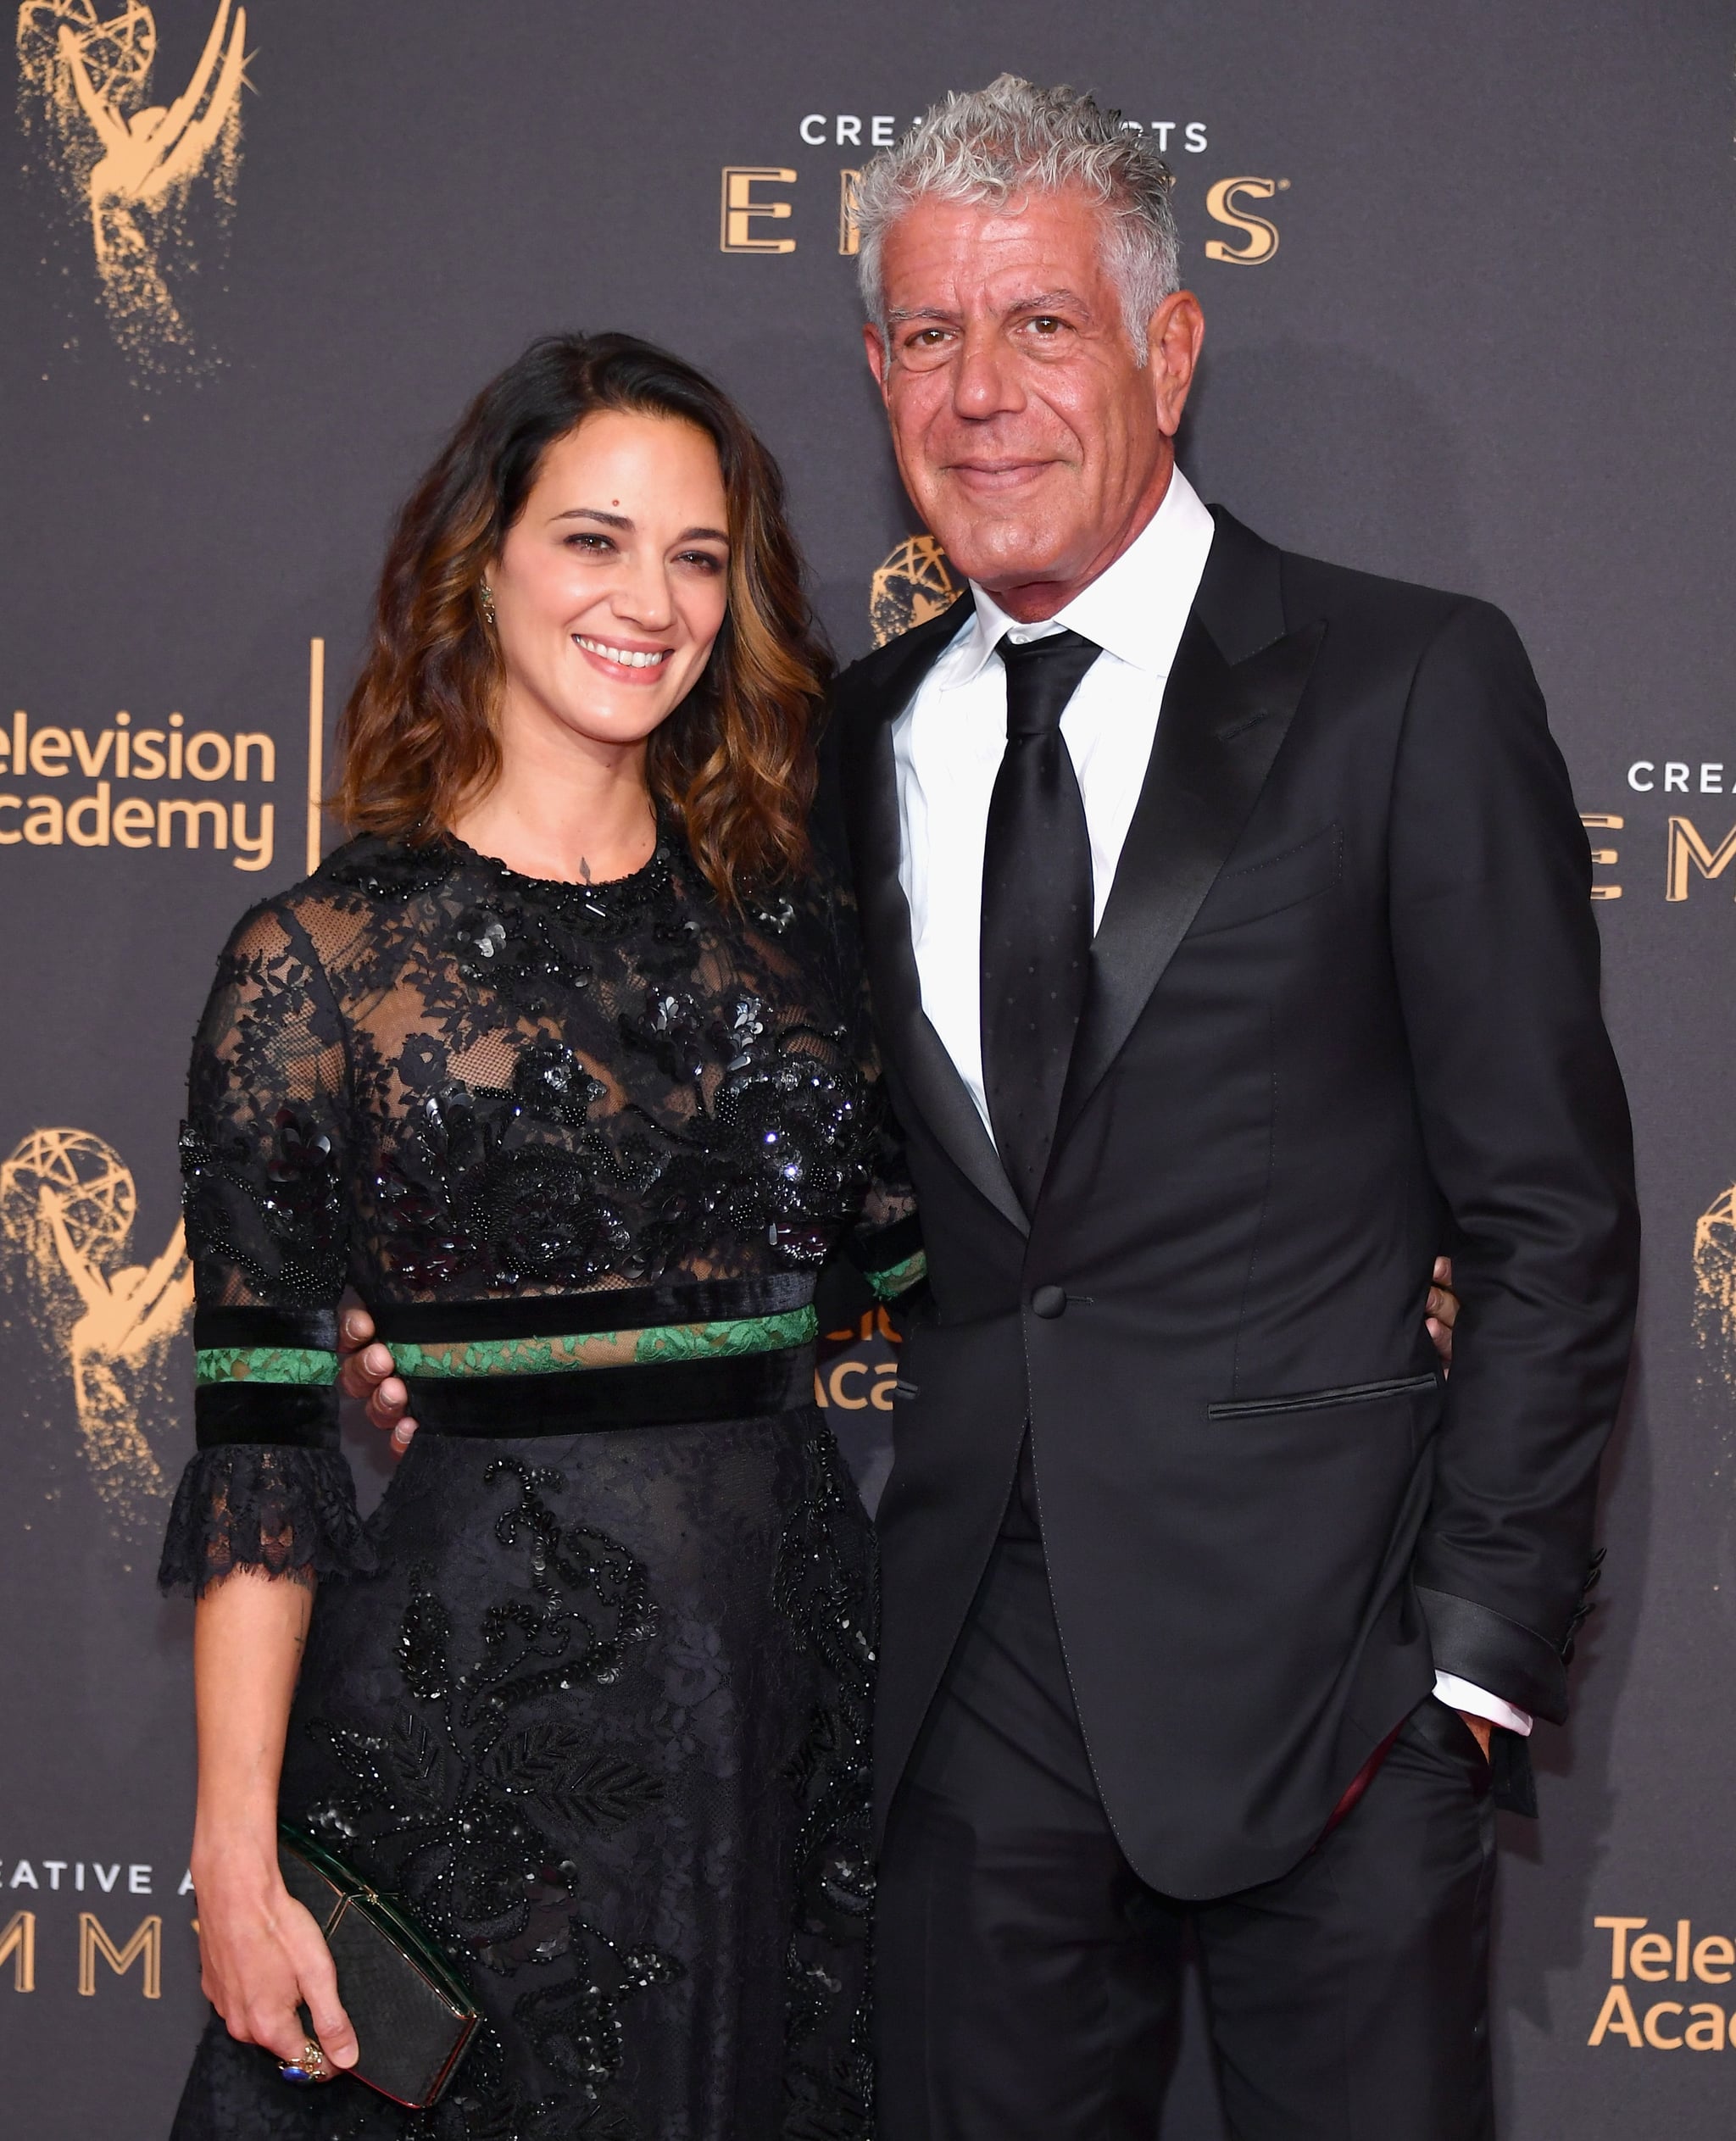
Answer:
[{"left": 1277, "top": 179, "right": 1291, "bottom": 190}]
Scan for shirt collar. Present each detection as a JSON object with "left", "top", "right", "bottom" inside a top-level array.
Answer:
[{"left": 939, "top": 465, "right": 1216, "bottom": 687}]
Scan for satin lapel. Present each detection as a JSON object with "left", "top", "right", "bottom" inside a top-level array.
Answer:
[
  {"left": 1054, "top": 608, "right": 1327, "bottom": 1142},
  {"left": 840, "top": 605, "right": 1029, "bottom": 1236}
]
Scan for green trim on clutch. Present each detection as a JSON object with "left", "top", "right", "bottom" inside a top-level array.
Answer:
[
  {"left": 867, "top": 1250, "right": 927, "bottom": 1301},
  {"left": 393, "top": 1307, "right": 819, "bottom": 1380},
  {"left": 195, "top": 1346, "right": 340, "bottom": 1387}
]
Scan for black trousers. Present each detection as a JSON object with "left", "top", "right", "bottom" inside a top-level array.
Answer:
[{"left": 876, "top": 1464, "right": 1496, "bottom": 2141}]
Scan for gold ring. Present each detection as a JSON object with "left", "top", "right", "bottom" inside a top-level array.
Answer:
[{"left": 277, "top": 2038, "right": 335, "bottom": 2085}]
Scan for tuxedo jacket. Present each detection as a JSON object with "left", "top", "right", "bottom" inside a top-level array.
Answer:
[{"left": 824, "top": 506, "right": 1639, "bottom": 1900}]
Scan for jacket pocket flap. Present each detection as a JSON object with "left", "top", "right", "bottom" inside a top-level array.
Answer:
[
  {"left": 1188, "top": 823, "right": 1343, "bottom": 937},
  {"left": 1209, "top": 1371, "right": 1438, "bottom": 1420}
]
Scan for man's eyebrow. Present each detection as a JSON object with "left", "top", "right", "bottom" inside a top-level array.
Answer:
[
  {"left": 885, "top": 289, "right": 1095, "bottom": 327},
  {"left": 1004, "top": 288, "right": 1093, "bottom": 315}
]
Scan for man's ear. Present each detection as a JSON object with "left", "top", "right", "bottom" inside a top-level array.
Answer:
[
  {"left": 1149, "top": 290, "right": 1205, "bottom": 439},
  {"left": 863, "top": 320, "right": 891, "bottom": 400}
]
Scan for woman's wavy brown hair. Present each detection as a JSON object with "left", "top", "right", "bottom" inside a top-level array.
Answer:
[{"left": 338, "top": 332, "right": 832, "bottom": 904}]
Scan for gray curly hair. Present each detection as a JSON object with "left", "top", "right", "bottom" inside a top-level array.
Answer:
[{"left": 854, "top": 75, "right": 1181, "bottom": 365}]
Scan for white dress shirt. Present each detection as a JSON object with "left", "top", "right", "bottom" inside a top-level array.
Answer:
[
  {"left": 888, "top": 464, "right": 1531, "bottom": 1741},
  {"left": 893, "top": 466, "right": 1215, "bottom": 1127}
]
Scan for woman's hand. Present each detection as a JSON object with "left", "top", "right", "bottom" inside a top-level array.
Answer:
[
  {"left": 190, "top": 1570, "right": 356, "bottom": 2076},
  {"left": 192, "top": 1832, "right": 358, "bottom": 2073},
  {"left": 1426, "top": 1255, "right": 1459, "bottom": 1367}
]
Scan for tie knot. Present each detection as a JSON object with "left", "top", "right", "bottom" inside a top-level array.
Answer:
[{"left": 998, "top": 628, "right": 1101, "bottom": 737}]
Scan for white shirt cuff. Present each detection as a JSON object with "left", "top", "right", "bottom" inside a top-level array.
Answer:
[{"left": 1433, "top": 1671, "right": 1533, "bottom": 1737}]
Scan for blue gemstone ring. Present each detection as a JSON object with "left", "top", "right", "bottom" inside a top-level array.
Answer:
[{"left": 278, "top": 2039, "right": 334, "bottom": 2085}]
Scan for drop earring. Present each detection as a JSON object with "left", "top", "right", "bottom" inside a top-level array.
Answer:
[{"left": 478, "top": 583, "right": 497, "bottom": 628}]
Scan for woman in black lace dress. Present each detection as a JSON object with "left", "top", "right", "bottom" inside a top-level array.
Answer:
[{"left": 159, "top": 334, "right": 921, "bottom": 2140}]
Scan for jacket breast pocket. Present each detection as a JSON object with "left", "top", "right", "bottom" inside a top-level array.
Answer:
[
  {"left": 1188, "top": 823, "right": 1343, "bottom": 938},
  {"left": 1208, "top": 1371, "right": 1439, "bottom": 1421}
]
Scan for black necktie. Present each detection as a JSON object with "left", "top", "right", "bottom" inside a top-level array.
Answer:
[{"left": 979, "top": 628, "right": 1102, "bottom": 1213}]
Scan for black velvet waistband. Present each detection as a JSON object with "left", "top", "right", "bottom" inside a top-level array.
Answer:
[
  {"left": 406, "top": 1346, "right": 814, "bottom": 1438},
  {"left": 371, "top": 1273, "right": 816, "bottom": 1343}
]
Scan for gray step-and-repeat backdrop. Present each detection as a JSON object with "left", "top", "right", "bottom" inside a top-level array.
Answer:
[{"left": 2, "top": 3, "right": 1732, "bottom": 2133}]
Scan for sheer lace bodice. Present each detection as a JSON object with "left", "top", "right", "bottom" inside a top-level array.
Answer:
[
  {"left": 162, "top": 831, "right": 913, "bottom": 1590},
  {"left": 186, "top": 829, "right": 908, "bottom": 1303}
]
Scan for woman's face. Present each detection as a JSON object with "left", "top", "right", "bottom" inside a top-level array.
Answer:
[{"left": 488, "top": 409, "right": 730, "bottom": 753}]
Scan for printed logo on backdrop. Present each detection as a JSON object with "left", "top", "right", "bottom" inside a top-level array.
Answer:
[
  {"left": 1, "top": 638, "right": 333, "bottom": 876},
  {"left": 14, "top": 0, "right": 250, "bottom": 373},
  {"left": 0, "top": 1127, "right": 191, "bottom": 1550},
  {"left": 870, "top": 536, "right": 960, "bottom": 647},
  {"left": 721, "top": 106, "right": 1286, "bottom": 267},
  {"left": 1587, "top": 1916, "right": 1736, "bottom": 2052},
  {"left": 1577, "top": 757, "right": 1736, "bottom": 904},
  {"left": 1694, "top": 1182, "right": 1735, "bottom": 1409}
]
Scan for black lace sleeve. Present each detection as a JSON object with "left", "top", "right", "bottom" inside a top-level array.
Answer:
[{"left": 158, "top": 896, "right": 375, "bottom": 1596}]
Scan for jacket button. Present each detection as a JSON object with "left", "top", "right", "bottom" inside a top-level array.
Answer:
[{"left": 1030, "top": 1285, "right": 1067, "bottom": 1320}]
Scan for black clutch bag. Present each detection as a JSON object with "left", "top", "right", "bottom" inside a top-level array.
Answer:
[{"left": 278, "top": 1822, "right": 480, "bottom": 2109}]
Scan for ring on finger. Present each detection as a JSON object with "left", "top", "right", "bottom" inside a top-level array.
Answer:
[{"left": 278, "top": 2038, "right": 336, "bottom": 2085}]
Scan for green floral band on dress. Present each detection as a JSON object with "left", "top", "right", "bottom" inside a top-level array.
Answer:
[
  {"left": 391, "top": 1306, "right": 820, "bottom": 1380},
  {"left": 867, "top": 1251, "right": 927, "bottom": 1301},
  {"left": 194, "top": 1347, "right": 340, "bottom": 1387}
]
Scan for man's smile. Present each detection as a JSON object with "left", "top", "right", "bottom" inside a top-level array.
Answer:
[{"left": 946, "top": 457, "right": 1059, "bottom": 494}]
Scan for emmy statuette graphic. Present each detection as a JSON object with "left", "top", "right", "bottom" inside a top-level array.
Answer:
[
  {"left": 870, "top": 534, "right": 962, "bottom": 647},
  {"left": 15, "top": 0, "right": 249, "bottom": 370},
  {"left": 0, "top": 1126, "right": 192, "bottom": 1540}
]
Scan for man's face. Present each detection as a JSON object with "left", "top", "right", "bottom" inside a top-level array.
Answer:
[{"left": 865, "top": 188, "right": 1203, "bottom": 617}]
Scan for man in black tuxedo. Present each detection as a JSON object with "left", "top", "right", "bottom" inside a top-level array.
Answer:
[
  {"left": 828, "top": 74, "right": 1638, "bottom": 2139},
  {"left": 342, "top": 75, "right": 1638, "bottom": 2138}
]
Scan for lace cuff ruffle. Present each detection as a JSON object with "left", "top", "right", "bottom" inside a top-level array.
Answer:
[{"left": 158, "top": 1444, "right": 378, "bottom": 1598}]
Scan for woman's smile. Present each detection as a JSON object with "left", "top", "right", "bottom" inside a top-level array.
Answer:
[{"left": 572, "top": 632, "right": 676, "bottom": 680}]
